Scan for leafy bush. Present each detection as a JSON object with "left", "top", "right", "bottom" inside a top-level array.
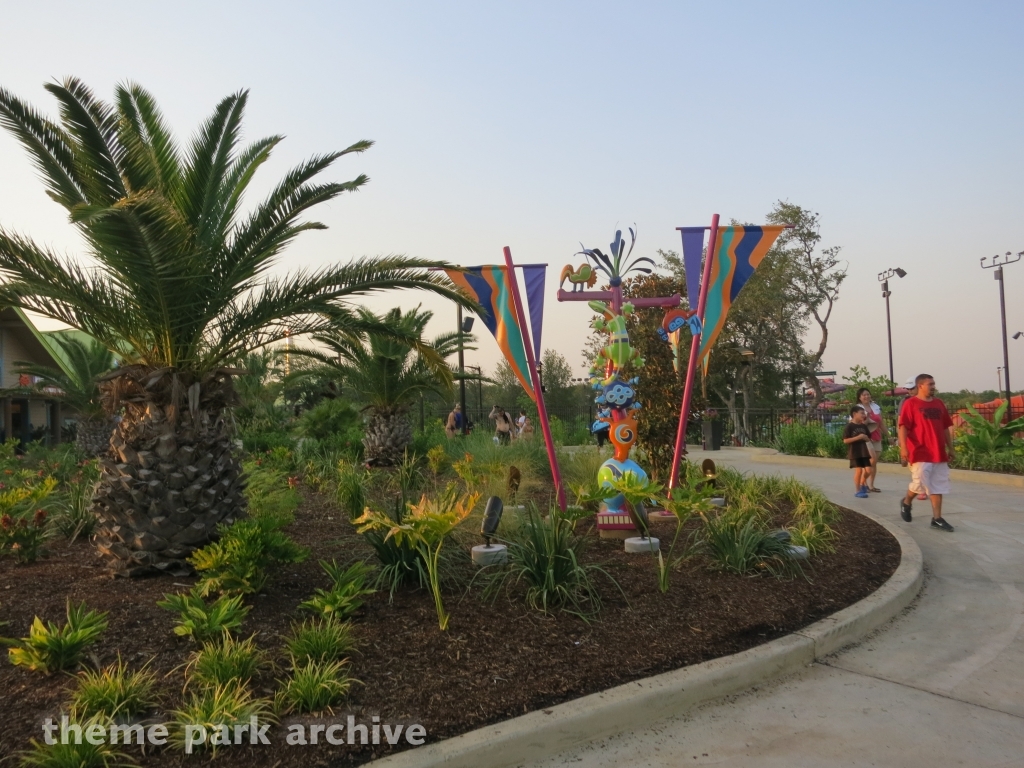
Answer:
[
  {"left": 356, "top": 489, "right": 477, "bottom": 630},
  {"left": 3, "top": 602, "right": 108, "bottom": 673},
  {"left": 50, "top": 464, "right": 99, "bottom": 542},
  {"left": 484, "top": 505, "right": 616, "bottom": 619},
  {"left": 426, "top": 444, "right": 448, "bottom": 475},
  {"left": 157, "top": 591, "right": 250, "bottom": 642},
  {"left": 957, "top": 402, "right": 1024, "bottom": 453},
  {"left": 775, "top": 422, "right": 846, "bottom": 459},
  {"left": 185, "top": 634, "right": 267, "bottom": 689},
  {"left": 300, "top": 560, "right": 376, "bottom": 619},
  {"left": 298, "top": 398, "right": 363, "bottom": 445},
  {"left": 241, "top": 429, "right": 295, "bottom": 455},
  {"left": 0, "top": 508, "right": 50, "bottom": 563},
  {"left": 189, "top": 517, "right": 307, "bottom": 597},
  {"left": 169, "top": 682, "right": 274, "bottom": 754},
  {"left": 698, "top": 513, "right": 801, "bottom": 577},
  {"left": 277, "top": 659, "right": 354, "bottom": 714},
  {"left": 70, "top": 656, "right": 157, "bottom": 719},
  {"left": 284, "top": 616, "right": 358, "bottom": 666}
]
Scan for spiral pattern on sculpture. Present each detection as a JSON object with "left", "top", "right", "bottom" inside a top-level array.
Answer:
[{"left": 612, "top": 420, "right": 635, "bottom": 446}]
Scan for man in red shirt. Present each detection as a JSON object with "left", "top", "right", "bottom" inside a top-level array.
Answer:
[{"left": 898, "top": 373, "right": 955, "bottom": 531}]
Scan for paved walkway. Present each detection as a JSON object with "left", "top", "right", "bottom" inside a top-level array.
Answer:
[{"left": 534, "top": 448, "right": 1024, "bottom": 768}]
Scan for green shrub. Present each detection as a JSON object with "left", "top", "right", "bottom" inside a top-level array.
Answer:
[
  {"left": 284, "top": 616, "right": 358, "bottom": 666},
  {"left": 3, "top": 602, "right": 108, "bottom": 674},
  {"left": 19, "top": 715, "right": 136, "bottom": 768},
  {"left": 956, "top": 402, "right": 1024, "bottom": 454},
  {"left": 189, "top": 517, "right": 307, "bottom": 597},
  {"left": 185, "top": 634, "right": 267, "bottom": 689},
  {"left": 484, "top": 505, "right": 616, "bottom": 619},
  {"left": 277, "top": 659, "right": 355, "bottom": 714},
  {"left": 241, "top": 429, "right": 295, "bottom": 455},
  {"left": 776, "top": 422, "right": 845, "bottom": 459},
  {"left": 335, "top": 463, "right": 368, "bottom": 520},
  {"left": 69, "top": 656, "right": 157, "bottom": 719},
  {"left": 298, "top": 398, "right": 363, "bottom": 444},
  {"left": 300, "top": 560, "right": 376, "bottom": 619},
  {"left": 157, "top": 591, "right": 250, "bottom": 642},
  {"left": 169, "top": 682, "right": 274, "bottom": 754},
  {"left": 698, "top": 513, "right": 801, "bottom": 577}
]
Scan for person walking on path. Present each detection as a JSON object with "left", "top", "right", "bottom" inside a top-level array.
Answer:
[
  {"left": 896, "top": 377, "right": 927, "bottom": 501},
  {"left": 445, "top": 403, "right": 462, "bottom": 439},
  {"left": 844, "top": 406, "right": 873, "bottom": 498},
  {"left": 489, "top": 404, "right": 514, "bottom": 445},
  {"left": 593, "top": 406, "right": 611, "bottom": 448},
  {"left": 857, "top": 388, "right": 884, "bottom": 492},
  {"left": 898, "top": 373, "right": 955, "bottom": 531}
]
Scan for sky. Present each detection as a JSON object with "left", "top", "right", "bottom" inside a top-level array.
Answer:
[{"left": 1, "top": 1, "right": 1022, "bottom": 394}]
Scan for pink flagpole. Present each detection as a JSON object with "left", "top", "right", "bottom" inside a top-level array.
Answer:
[
  {"left": 503, "top": 246, "right": 567, "bottom": 511},
  {"left": 668, "top": 213, "right": 719, "bottom": 493}
]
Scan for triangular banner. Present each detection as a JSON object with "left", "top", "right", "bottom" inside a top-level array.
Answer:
[
  {"left": 443, "top": 266, "right": 535, "bottom": 399},
  {"left": 521, "top": 265, "right": 546, "bottom": 361}
]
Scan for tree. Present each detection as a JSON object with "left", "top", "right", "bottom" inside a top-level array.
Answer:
[
  {"left": 0, "top": 79, "right": 471, "bottom": 575},
  {"left": 13, "top": 333, "right": 115, "bottom": 454},
  {"left": 293, "top": 306, "right": 467, "bottom": 464},
  {"left": 766, "top": 201, "right": 847, "bottom": 408}
]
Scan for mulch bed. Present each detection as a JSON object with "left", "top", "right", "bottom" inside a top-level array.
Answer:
[{"left": 0, "top": 487, "right": 900, "bottom": 767}]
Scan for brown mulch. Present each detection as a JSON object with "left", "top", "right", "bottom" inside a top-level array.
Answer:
[{"left": 0, "top": 488, "right": 900, "bottom": 767}]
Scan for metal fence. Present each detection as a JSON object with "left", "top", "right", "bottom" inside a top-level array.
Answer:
[
  {"left": 417, "top": 402, "right": 596, "bottom": 437},
  {"left": 718, "top": 406, "right": 900, "bottom": 448}
]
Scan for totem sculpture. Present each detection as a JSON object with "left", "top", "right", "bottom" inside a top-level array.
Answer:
[{"left": 557, "top": 228, "right": 693, "bottom": 534}]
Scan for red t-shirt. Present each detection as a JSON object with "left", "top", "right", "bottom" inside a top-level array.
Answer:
[{"left": 898, "top": 396, "right": 953, "bottom": 463}]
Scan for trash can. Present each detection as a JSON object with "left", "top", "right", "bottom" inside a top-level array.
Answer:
[{"left": 702, "top": 420, "right": 722, "bottom": 451}]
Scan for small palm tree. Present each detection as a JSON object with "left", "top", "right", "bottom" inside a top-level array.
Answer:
[
  {"left": 14, "top": 333, "right": 115, "bottom": 454},
  {"left": 294, "top": 306, "right": 468, "bottom": 465},
  {"left": 0, "top": 79, "right": 472, "bottom": 575}
]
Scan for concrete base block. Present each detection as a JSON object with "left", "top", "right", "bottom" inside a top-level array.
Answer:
[
  {"left": 710, "top": 497, "right": 726, "bottom": 507},
  {"left": 624, "top": 536, "right": 660, "bottom": 553},
  {"left": 471, "top": 544, "right": 508, "bottom": 566},
  {"left": 599, "top": 529, "right": 633, "bottom": 540},
  {"left": 786, "top": 545, "right": 810, "bottom": 560}
]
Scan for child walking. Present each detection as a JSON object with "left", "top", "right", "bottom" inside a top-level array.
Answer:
[{"left": 843, "top": 406, "right": 873, "bottom": 498}]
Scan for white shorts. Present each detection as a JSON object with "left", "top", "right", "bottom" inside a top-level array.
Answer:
[{"left": 909, "top": 462, "right": 951, "bottom": 496}]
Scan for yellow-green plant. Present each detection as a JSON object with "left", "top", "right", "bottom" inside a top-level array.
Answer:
[
  {"left": 157, "top": 591, "right": 250, "bottom": 642},
  {"left": 355, "top": 487, "right": 479, "bottom": 630},
  {"left": 3, "top": 601, "right": 108, "bottom": 673},
  {"left": 276, "top": 659, "right": 355, "bottom": 714},
  {"left": 299, "top": 560, "right": 375, "bottom": 619},
  {"left": 169, "top": 682, "right": 274, "bottom": 754},
  {"left": 19, "top": 714, "right": 137, "bottom": 768},
  {"left": 184, "top": 634, "right": 267, "bottom": 690},
  {"left": 426, "top": 444, "right": 448, "bottom": 475},
  {"left": 70, "top": 655, "right": 157, "bottom": 719}
]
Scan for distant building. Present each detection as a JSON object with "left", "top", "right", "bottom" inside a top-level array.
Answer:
[{"left": 0, "top": 307, "right": 77, "bottom": 445}]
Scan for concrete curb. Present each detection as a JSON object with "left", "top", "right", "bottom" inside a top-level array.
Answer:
[
  {"left": 739, "top": 447, "right": 1024, "bottom": 488},
  {"left": 370, "top": 511, "right": 923, "bottom": 768}
]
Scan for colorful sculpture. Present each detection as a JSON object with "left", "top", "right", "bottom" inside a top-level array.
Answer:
[{"left": 557, "top": 227, "right": 690, "bottom": 534}]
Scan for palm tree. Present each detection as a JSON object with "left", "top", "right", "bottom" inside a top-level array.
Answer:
[
  {"left": 13, "top": 333, "right": 115, "bottom": 455},
  {"left": 0, "top": 79, "right": 472, "bottom": 575},
  {"left": 294, "top": 306, "right": 468, "bottom": 465}
]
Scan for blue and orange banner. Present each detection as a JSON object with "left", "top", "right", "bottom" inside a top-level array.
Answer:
[
  {"left": 697, "top": 226, "right": 787, "bottom": 372},
  {"left": 443, "top": 266, "right": 536, "bottom": 400}
]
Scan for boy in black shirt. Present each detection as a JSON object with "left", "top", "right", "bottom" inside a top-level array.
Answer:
[{"left": 843, "top": 406, "right": 873, "bottom": 498}]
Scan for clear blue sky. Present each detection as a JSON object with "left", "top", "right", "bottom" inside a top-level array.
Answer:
[{"left": 1, "top": 1, "right": 1022, "bottom": 393}]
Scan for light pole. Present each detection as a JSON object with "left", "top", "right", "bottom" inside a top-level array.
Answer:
[
  {"left": 456, "top": 308, "right": 474, "bottom": 435},
  {"left": 997, "top": 366, "right": 1004, "bottom": 394},
  {"left": 981, "top": 251, "right": 1021, "bottom": 420},
  {"left": 878, "top": 268, "right": 907, "bottom": 404}
]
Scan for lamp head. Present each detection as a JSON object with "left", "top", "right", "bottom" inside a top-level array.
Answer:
[
  {"left": 461, "top": 316, "right": 475, "bottom": 333},
  {"left": 1014, "top": 331, "right": 1023, "bottom": 340},
  {"left": 895, "top": 268, "right": 907, "bottom": 278}
]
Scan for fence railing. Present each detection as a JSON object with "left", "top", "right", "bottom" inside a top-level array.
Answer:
[{"left": 718, "top": 406, "right": 900, "bottom": 448}]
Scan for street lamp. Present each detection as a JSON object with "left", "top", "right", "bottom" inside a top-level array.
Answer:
[
  {"left": 980, "top": 251, "right": 1021, "bottom": 419},
  {"left": 878, "top": 268, "right": 907, "bottom": 402}
]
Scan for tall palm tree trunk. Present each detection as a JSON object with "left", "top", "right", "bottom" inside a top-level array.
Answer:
[
  {"left": 92, "top": 368, "right": 244, "bottom": 576},
  {"left": 75, "top": 417, "right": 115, "bottom": 457}
]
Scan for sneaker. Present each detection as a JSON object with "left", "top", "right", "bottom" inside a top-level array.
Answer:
[
  {"left": 861, "top": 485, "right": 871, "bottom": 495},
  {"left": 931, "top": 517, "right": 954, "bottom": 532},
  {"left": 900, "top": 500, "right": 912, "bottom": 522},
  {"left": 855, "top": 489, "right": 869, "bottom": 498}
]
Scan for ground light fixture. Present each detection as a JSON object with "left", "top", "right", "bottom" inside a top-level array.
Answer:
[
  {"left": 980, "top": 251, "right": 1021, "bottom": 419},
  {"left": 1013, "top": 331, "right": 1022, "bottom": 340},
  {"left": 878, "top": 268, "right": 907, "bottom": 403}
]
